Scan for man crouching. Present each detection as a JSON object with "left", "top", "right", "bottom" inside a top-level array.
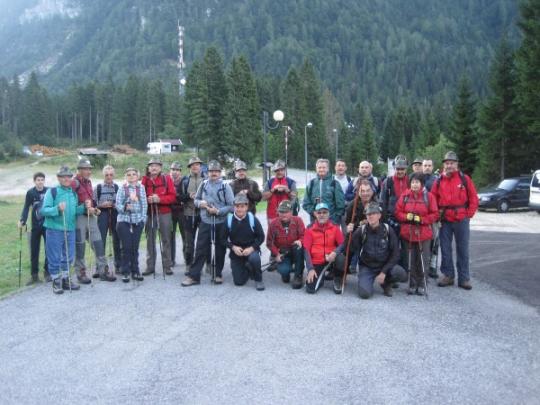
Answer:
[{"left": 226, "top": 194, "right": 266, "bottom": 290}]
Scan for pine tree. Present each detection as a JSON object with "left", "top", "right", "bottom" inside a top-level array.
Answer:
[
  {"left": 20, "top": 72, "right": 51, "bottom": 144},
  {"left": 515, "top": 0, "right": 540, "bottom": 170},
  {"left": 222, "top": 55, "right": 261, "bottom": 164},
  {"left": 360, "top": 107, "right": 379, "bottom": 165},
  {"left": 449, "top": 76, "right": 478, "bottom": 175}
]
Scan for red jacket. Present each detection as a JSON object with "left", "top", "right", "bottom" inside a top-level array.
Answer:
[
  {"left": 304, "top": 221, "right": 344, "bottom": 266},
  {"left": 266, "top": 216, "right": 305, "bottom": 256},
  {"left": 141, "top": 174, "right": 177, "bottom": 214},
  {"left": 395, "top": 188, "right": 439, "bottom": 242},
  {"left": 431, "top": 171, "right": 478, "bottom": 222}
]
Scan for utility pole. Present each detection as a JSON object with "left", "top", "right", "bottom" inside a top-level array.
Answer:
[{"left": 178, "top": 22, "right": 186, "bottom": 96}]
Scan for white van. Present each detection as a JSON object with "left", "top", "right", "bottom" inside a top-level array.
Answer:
[{"left": 529, "top": 170, "right": 540, "bottom": 213}]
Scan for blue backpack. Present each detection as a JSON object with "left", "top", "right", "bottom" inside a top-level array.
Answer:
[{"left": 227, "top": 212, "right": 255, "bottom": 232}]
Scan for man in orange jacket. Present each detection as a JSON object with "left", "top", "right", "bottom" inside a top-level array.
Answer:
[{"left": 430, "top": 151, "right": 479, "bottom": 290}]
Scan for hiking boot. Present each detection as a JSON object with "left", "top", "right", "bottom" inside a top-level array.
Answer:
[
  {"left": 44, "top": 272, "right": 52, "bottom": 282},
  {"left": 348, "top": 265, "right": 357, "bottom": 275},
  {"left": 428, "top": 269, "right": 438, "bottom": 279},
  {"left": 142, "top": 269, "right": 155, "bottom": 276},
  {"left": 181, "top": 277, "right": 200, "bottom": 287},
  {"left": 255, "top": 281, "right": 265, "bottom": 291},
  {"left": 382, "top": 283, "right": 393, "bottom": 297},
  {"left": 416, "top": 287, "right": 426, "bottom": 296},
  {"left": 52, "top": 278, "right": 64, "bottom": 294},
  {"left": 214, "top": 276, "right": 223, "bottom": 285},
  {"left": 281, "top": 274, "right": 291, "bottom": 283},
  {"left": 92, "top": 269, "right": 100, "bottom": 279},
  {"left": 407, "top": 287, "right": 416, "bottom": 295},
  {"left": 132, "top": 273, "right": 144, "bottom": 282},
  {"left": 100, "top": 272, "right": 117, "bottom": 282},
  {"left": 333, "top": 277, "right": 343, "bottom": 294},
  {"left": 458, "top": 281, "right": 472, "bottom": 290},
  {"left": 77, "top": 270, "right": 92, "bottom": 284},
  {"left": 122, "top": 274, "right": 130, "bottom": 283},
  {"left": 292, "top": 275, "right": 303, "bottom": 289},
  {"left": 62, "top": 278, "right": 80, "bottom": 290},
  {"left": 26, "top": 274, "right": 42, "bottom": 286},
  {"left": 164, "top": 268, "right": 174, "bottom": 276},
  {"left": 438, "top": 276, "right": 455, "bottom": 287},
  {"left": 392, "top": 282, "right": 399, "bottom": 289},
  {"left": 115, "top": 266, "right": 122, "bottom": 275}
]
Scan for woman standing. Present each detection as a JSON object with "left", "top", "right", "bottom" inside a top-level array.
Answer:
[
  {"left": 395, "top": 173, "right": 438, "bottom": 295},
  {"left": 116, "top": 168, "right": 148, "bottom": 283}
]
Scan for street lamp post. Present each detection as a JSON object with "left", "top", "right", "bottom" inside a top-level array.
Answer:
[
  {"left": 333, "top": 128, "right": 338, "bottom": 162},
  {"left": 262, "top": 110, "right": 284, "bottom": 184},
  {"left": 304, "top": 122, "right": 313, "bottom": 187}
]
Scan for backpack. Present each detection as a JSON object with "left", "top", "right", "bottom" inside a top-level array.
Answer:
[
  {"left": 97, "top": 183, "right": 119, "bottom": 201},
  {"left": 122, "top": 184, "right": 142, "bottom": 205},
  {"left": 32, "top": 189, "right": 47, "bottom": 222},
  {"left": 227, "top": 212, "right": 255, "bottom": 232},
  {"left": 360, "top": 223, "right": 389, "bottom": 244},
  {"left": 267, "top": 177, "right": 299, "bottom": 215},
  {"left": 50, "top": 186, "right": 77, "bottom": 202}
]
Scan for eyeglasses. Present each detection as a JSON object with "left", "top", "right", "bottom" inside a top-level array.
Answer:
[
  {"left": 316, "top": 211, "right": 329, "bottom": 215},
  {"left": 171, "top": 169, "right": 181, "bottom": 171},
  {"left": 126, "top": 173, "right": 137, "bottom": 177}
]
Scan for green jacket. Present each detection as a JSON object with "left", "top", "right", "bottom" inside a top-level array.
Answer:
[
  {"left": 41, "top": 184, "right": 85, "bottom": 231},
  {"left": 302, "top": 173, "right": 345, "bottom": 223}
]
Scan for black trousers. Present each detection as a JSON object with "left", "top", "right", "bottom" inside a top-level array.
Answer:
[
  {"left": 230, "top": 251, "right": 262, "bottom": 285},
  {"left": 182, "top": 214, "right": 200, "bottom": 266},
  {"left": 305, "top": 254, "right": 345, "bottom": 293},
  {"left": 97, "top": 208, "right": 121, "bottom": 269},
  {"left": 171, "top": 210, "right": 186, "bottom": 266},
  {"left": 117, "top": 222, "right": 144, "bottom": 276},
  {"left": 188, "top": 220, "right": 226, "bottom": 281},
  {"left": 30, "top": 226, "right": 49, "bottom": 276}
]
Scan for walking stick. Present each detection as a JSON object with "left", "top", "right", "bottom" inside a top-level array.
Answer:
[
  {"left": 107, "top": 207, "right": 114, "bottom": 273},
  {"left": 87, "top": 210, "right": 95, "bottom": 287},
  {"left": 314, "top": 262, "right": 333, "bottom": 291},
  {"left": 418, "top": 226, "right": 429, "bottom": 300},
  {"left": 210, "top": 213, "right": 216, "bottom": 283},
  {"left": 18, "top": 225, "right": 24, "bottom": 288},
  {"left": 61, "top": 211, "right": 72, "bottom": 293},
  {"left": 341, "top": 186, "right": 361, "bottom": 292},
  {"left": 408, "top": 222, "right": 413, "bottom": 289},
  {"left": 153, "top": 203, "right": 165, "bottom": 279}
]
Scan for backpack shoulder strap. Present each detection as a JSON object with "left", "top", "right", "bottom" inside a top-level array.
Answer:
[
  {"left": 248, "top": 212, "right": 255, "bottom": 232},
  {"left": 114, "top": 183, "right": 119, "bottom": 193},
  {"left": 97, "top": 184, "right": 102, "bottom": 200},
  {"left": 227, "top": 213, "right": 233, "bottom": 230},
  {"left": 51, "top": 187, "right": 57, "bottom": 201},
  {"left": 286, "top": 177, "right": 293, "bottom": 189},
  {"left": 383, "top": 223, "right": 389, "bottom": 239}
]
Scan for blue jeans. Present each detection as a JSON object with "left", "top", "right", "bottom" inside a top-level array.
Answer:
[
  {"left": 45, "top": 229, "right": 75, "bottom": 280},
  {"left": 439, "top": 219, "right": 470, "bottom": 283},
  {"left": 276, "top": 246, "right": 305, "bottom": 277}
]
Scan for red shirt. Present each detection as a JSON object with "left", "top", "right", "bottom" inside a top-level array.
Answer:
[
  {"left": 266, "top": 216, "right": 305, "bottom": 256},
  {"left": 72, "top": 175, "right": 94, "bottom": 207}
]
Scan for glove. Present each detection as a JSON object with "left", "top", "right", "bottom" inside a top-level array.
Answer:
[
  {"left": 406, "top": 213, "right": 414, "bottom": 221},
  {"left": 413, "top": 215, "right": 421, "bottom": 224}
]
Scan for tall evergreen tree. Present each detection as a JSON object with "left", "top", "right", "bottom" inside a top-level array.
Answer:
[
  {"left": 20, "top": 72, "right": 51, "bottom": 144},
  {"left": 515, "top": 0, "right": 540, "bottom": 170},
  {"left": 360, "top": 107, "right": 379, "bottom": 165},
  {"left": 449, "top": 76, "right": 478, "bottom": 175}
]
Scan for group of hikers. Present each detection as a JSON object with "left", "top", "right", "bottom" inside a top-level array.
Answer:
[{"left": 19, "top": 150, "right": 479, "bottom": 297}]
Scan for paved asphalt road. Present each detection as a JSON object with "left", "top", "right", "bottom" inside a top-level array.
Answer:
[{"left": 1, "top": 212, "right": 539, "bottom": 404}]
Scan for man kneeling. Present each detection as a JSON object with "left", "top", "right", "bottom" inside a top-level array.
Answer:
[
  {"left": 226, "top": 195, "right": 266, "bottom": 290},
  {"left": 352, "top": 202, "right": 407, "bottom": 299},
  {"left": 304, "top": 203, "right": 346, "bottom": 294}
]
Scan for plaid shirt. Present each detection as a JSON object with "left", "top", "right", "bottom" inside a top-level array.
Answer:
[{"left": 115, "top": 183, "right": 148, "bottom": 224}]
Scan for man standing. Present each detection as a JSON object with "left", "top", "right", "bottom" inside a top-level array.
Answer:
[
  {"left": 411, "top": 157, "right": 424, "bottom": 174},
  {"left": 73, "top": 159, "right": 115, "bottom": 284},
  {"left": 302, "top": 158, "right": 345, "bottom": 224},
  {"left": 141, "top": 158, "right": 177, "bottom": 276},
  {"left": 431, "top": 151, "right": 478, "bottom": 290},
  {"left": 182, "top": 160, "right": 234, "bottom": 286},
  {"left": 381, "top": 156, "right": 409, "bottom": 232},
  {"left": 422, "top": 159, "right": 438, "bottom": 192},
  {"left": 353, "top": 202, "right": 407, "bottom": 299},
  {"left": 334, "top": 159, "right": 352, "bottom": 195},
  {"left": 266, "top": 200, "right": 305, "bottom": 289},
  {"left": 304, "top": 202, "right": 346, "bottom": 294},
  {"left": 41, "top": 166, "right": 86, "bottom": 294},
  {"left": 178, "top": 157, "right": 205, "bottom": 274},
  {"left": 230, "top": 160, "right": 262, "bottom": 214},
  {"left": 19, "top": 172, "right": 50, "bottom": 284},
  {"left": 226, "top": 194, "right": 266, "bottom": 290},
  {"left": 169, "top": 161, "right": 185, "bottom": 267},
  {"left": 262, "top": 160, "right": 297, "bottom": 221},
  {"left": 94, "top": 165, "right": 121, "bottom": 275},
  {"left": 345, "top": 161, "right": 380, "bottom": 202}
]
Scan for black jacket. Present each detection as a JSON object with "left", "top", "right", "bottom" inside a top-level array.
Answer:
[
  {"left": 352, "top": 222, "right": 399, "bottom": 273},
  {"left": 226, "top": 213, "right": 265, "bottom": 251},
  {"left": 20, "top": 186, "right": 48, "bottom": 229}
]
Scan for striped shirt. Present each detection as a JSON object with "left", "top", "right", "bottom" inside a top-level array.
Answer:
[{"left": 115, "top": 183, "right": 148, "bottom": 224}]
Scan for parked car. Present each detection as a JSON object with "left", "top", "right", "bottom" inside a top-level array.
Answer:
[
  {"left": 477, "top": 176, "right": 531, "bottom": 213},
  {"left": 529, "top": 170, "right": 540, "bottom": 214}
]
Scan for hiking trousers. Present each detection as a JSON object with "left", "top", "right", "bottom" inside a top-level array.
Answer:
[
  {"left": 75, "top": 214, "right": 107, "bottom": 276},
  {"left": 30, "top": 225, "right": 49, "bottom": 276},
  {"left": 230, "top": 250, "right": 262, "bottom": 285},
  {"left": 117, "top": 221, "right": 144, "bottom": 276},
  {"left": 403, "top": 240, "right": 430, "bottom": 288},
  {"left": 189, "top": 221, "right": 227, "bottom": 282},
  {"left": 46, "top": 229, "right": 75, "bottom": 280},
  {"left": 97, "top": 208, "right": 121, "bottom": 270},
  {"left": 439, "top": 219, "right": 470, "bottom": 283},
  {"left": 145, "top": 212, "right": 173, "bottom": 273},
  {"left": 357, "top": 264, "right": 407, "bottom": 299}
]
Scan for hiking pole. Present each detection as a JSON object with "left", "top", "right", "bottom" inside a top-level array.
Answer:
[
  {"left": 260, "top": 262, "right": 273, "bottom": 272},
  {"left": 314, "top": 262, "right": 333, "bottom": 291},
  {"left": 107, "top": 208, "right": 114, "bottom": 274},
  {"left": 153, "top": 203, "right": 165, "bottom": 280},
  {"left": 418, "top": 228, "right": 429, "bottom": 300},
  {"left": 429, "top": 223, "right": 440, "bottom": 276},
  {"left": 408, "top": 223, "right": 413, "bottom": 289},
  {"left": 211, "top": 213, "right": 216, "bottom": 283},
  {"left": 62, "top": 211, "right": 72, "bottom": 293},
  {"left": 87, "top": 210, "right": 95, "bottom": 288},
  {"left": 341, "top": 186, "right": 361, "bottom": 292},
  {"left": 18, "top": 225, "right": 24, "bottom": 288}
]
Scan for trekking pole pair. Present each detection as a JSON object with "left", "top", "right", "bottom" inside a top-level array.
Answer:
[
  {"left": 62, "top": 210, "right": 73, "bottom": 293},
  {"left": 151, "top": 202, "right": 165, "bottom": 279}
]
